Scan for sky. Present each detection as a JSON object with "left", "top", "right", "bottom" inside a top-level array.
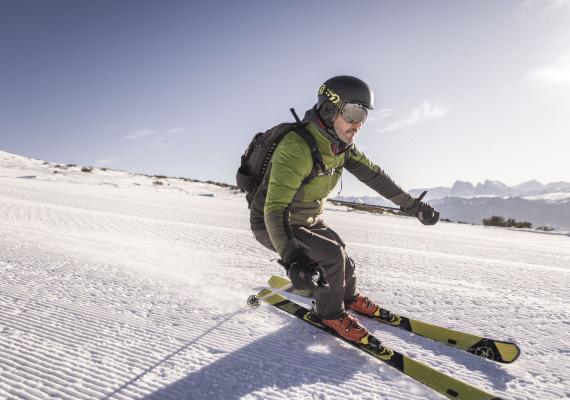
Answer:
[{"left": 1, "top": 0, "right": 569, "bottom": 196}]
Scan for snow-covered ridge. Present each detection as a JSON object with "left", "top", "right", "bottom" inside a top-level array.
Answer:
[
  {"left": 0, "top": 150, "right": 237, "bottom": 198},
  {"left": 523, "top": 192, "right": 570, "bottom": 202}
]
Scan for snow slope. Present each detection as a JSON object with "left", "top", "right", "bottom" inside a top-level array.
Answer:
[{"left": 0, "top": 150, "right": 569, "bottom": 400}]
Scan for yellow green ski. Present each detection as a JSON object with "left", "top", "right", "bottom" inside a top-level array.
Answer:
[
  {"left": 259, "top": 288, "right": 502, "bottom": 400},
  {"left": 268, "top": 275, "right": 520, "bottom": 364}
]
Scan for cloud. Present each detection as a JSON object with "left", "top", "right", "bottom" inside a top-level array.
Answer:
[
  {"left": 124, "top": 128, "right": 184, "bottom": 141},
  {"left": 528, "top": 57, "right": 570, "bottom": 88},
  {"left": 375, "top": 101, "right": 448, "bottom": 134},
  {"left": 367, "top": 108, "right": 395, "bottom": 123},
  {"left": 125, "top": 129, "right": 157, "bottom": 140},
  {"left": 523, "top": 0, "right": 570, "bottom": 12}
]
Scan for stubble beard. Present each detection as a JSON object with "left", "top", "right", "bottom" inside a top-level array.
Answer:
[{"left": 337, "top": 128, "right": 357, "bottom": 144}]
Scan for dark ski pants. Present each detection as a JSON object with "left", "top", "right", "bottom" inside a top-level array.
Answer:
[{"left": 254, "top": 222, "right": 356, "bottom": 320}]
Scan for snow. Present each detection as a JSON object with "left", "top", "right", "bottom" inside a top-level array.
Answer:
[
  {"left": 1, "top": 150, "right": 569, "bottom": 400},
  {"left": 523, "top": 192, "right": 570, "bottom": 202}
]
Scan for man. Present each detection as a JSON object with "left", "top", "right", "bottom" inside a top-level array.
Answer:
[{"left": 250, "top": 75, "right": 439, "bottom": 343}]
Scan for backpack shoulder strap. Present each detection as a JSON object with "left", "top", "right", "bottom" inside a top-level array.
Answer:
[{"left": 289, "top": 108, "right": 326, "bottom": 184}]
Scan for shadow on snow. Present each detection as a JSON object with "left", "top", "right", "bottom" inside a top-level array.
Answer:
[
  {"left": 102, "top": 303, "right": 515, "bottom": 400},
  {"left": 140, "top": 321, "right": 369, "bottom": 400}
]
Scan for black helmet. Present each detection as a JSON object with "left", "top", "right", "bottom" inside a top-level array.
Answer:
[
  {"left": 317, "top": 75, "right": 374, "bottom": 127},
  {"left": 317, "top": 75, "right": 374, "bottom": 110}
]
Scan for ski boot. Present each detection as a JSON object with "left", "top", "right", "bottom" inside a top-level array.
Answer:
[
  {"left": 346, "top": 294, "right": 380, "bottom": 317},
  {"left": 321, "top": 312, "right": 368, "bottom": 342}
]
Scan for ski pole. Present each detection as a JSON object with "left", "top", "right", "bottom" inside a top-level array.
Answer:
[{"left": 247, "top": 282, "right": 293, "bottom": 309}]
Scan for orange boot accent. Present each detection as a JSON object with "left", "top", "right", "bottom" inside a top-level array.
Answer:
[
  {"left": 347, "top": 294, "right": 380, "bottom": 317},
  {"left": 321, "top": 312, "right": 368, "bottom": 342}
]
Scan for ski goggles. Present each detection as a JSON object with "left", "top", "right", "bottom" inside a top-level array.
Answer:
[{"left": 339, "top": 102, "right": 369, "bottom": 124}]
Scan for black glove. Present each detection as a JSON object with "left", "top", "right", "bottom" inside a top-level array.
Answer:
[
  {"left": 400, "top": 191, "right": 440, "bottom": 225},
  {"left": 417, "top": 203, "right": 439, "bottom": 225},
  {"left": 287, "top": 256, "right": 329, "bottom": 290}
]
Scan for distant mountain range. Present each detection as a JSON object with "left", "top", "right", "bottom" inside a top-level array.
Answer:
[
  {"left": 409, "top": 180, "right": 570, "bottom": 201},
  {"left": 335, "top": 180, "right": 570, "bottom": 231}
]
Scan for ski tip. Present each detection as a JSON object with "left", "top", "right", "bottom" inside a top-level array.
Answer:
[{"left": 496, "top": 342, "right": 521, "bottom": 364}]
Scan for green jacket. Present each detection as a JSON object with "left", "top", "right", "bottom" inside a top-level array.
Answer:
[{"left": 250, "top": 114, "right": 415, "bottom": 263}]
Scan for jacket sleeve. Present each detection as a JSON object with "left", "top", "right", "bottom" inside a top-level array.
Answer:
[
  {"left": 345, "top": 146, "right": 416, "bottom": 208},
  {"left": 264, "top": 132, "right": 313, "bottom": 263}
]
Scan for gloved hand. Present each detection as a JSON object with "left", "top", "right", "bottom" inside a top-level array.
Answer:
[
  {"left": 417, "top": 203, "right": 439, "bottom": 225},
  {"left": 287, "top": 256, "right": 329, "bottom": 290},
  {"left": 400, "top": 191, "right": 440, "bottom": 225}
]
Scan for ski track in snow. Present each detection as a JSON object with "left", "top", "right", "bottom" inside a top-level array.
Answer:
[{"left": 0, "top": 153, "right": 569, "bottom": 400}]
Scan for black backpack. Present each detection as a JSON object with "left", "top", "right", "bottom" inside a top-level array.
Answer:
[{"left": 236, "top": 108, "right": 326, "bottom": 207}]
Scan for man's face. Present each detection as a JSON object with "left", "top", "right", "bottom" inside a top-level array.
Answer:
[{"left": 333, "top": 113, "right": 363, "bottom": 144}]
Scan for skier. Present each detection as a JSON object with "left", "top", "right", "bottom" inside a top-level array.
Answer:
[{"left": 249, "top": 75, "right": 439, "bottom": 343}]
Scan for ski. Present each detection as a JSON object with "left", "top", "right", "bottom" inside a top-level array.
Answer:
[
  {"left": 258, "top": 288, "right": 502, "bottom": 400},
  {"left": 268, "top": 275, "right": 520, "bottom": 364}
]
